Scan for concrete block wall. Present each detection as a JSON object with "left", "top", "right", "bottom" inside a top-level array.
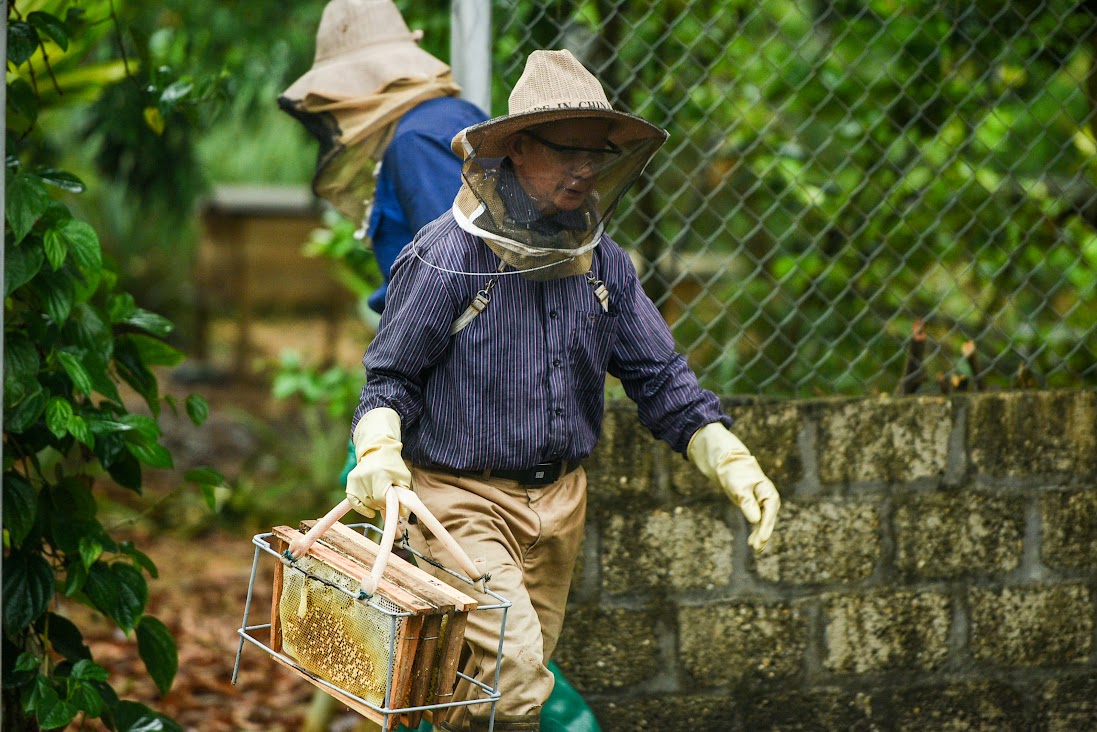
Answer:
[{"left": 553, "top": 390, "right": 1097, "bottom": 730}]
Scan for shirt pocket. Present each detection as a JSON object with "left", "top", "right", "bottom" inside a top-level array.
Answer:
[{"left": 571, "top": 310, "right": 619, "bottom": 391}]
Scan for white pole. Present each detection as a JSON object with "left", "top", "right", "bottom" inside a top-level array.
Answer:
[
  {"left": 2, "top": 3, "right": 8, "bottom": 457},
  {"left": 450, "top": 0, "right": 492, "bottom": 115}
]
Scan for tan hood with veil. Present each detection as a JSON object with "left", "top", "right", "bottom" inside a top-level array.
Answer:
[
  {"left": 278, "top": 0, "right": 461, "bottom": 226},
  {"left": 449, "top": 49, "right": 668, "bottom": 280}
]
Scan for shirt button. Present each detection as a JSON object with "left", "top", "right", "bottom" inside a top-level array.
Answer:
[
  {"left": 549, "top": 310, "right": 558, "bottom": 319},
  {"left": 553, "top": 358, "right": 562, "bottom": 367},
  {"left": 554, "top": 408, "right": 564, "bottom": 416}
]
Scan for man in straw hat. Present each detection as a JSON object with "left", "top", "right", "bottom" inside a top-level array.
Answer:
[
  {"left": 346, "top": 49, "right": 781, "bottom": 731},
  {"left": 278, "top": 0, "right": 487, "bottom": 314}
]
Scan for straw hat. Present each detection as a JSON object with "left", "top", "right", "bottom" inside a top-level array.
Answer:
[
  {"left": 282, "top": 0, "right": 450, "bottom": 101},
  {"left": 452, "top": 49, "right": 666, "bottom": 158}
]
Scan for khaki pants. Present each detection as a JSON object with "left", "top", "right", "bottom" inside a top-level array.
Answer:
[{"left": 405, "top": 465, "right": 587, "bottom": 731}]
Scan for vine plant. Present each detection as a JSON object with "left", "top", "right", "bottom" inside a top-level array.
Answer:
[{"left": 4, "top": 3, "right": 224, "bottom": 729}]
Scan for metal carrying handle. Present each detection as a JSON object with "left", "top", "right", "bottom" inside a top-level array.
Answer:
[{"left": 285, "top": 488, "right": 485, "bottom": 597}]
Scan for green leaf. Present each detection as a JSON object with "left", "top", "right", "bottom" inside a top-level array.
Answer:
[
  {"left": 136, "top": 616, "right": 177, "bottom": 695},
  {"left": 37, "top": 168, "right": 84, "bottom": 193},
  {"left": 43, "top": 228, "right": 69, "bottom": 270},
  {"left": 38, "top": 695, "right": 77, "bottom": 729},
  {"left": 44, "top": 612, "right": 91, "bottom": 661},
  {"left": 111, "top": 700, "right": 182, "bottom": 732},
  {"left": 119, "top": 413, "right": 161, "bottom": 442},
  {"left": 160, "top": 80, "right": 194, "bottom": 107},
  {"left": 84, "top": 562, "right": 148, "bottom": 632},
  {"left": 79, "top": 536, "right": 104, "bottom": 570},
  {"left": 26, "top": 673, "right": 58, "bottom": 714},
  {"left": 106, "top": 450, "right": 143, "bottom": 493},
  {"left": 108, "top": 293, "right": 137, "bottom": 323},
  {"left": 63, "top": 560, "right": 88, "bottom": 597},
  {"left": 70, "top": 659, "right": 109, "bottom": 682},
  {"left": 126, "top": 441, "right": 174, "bottom": 470},
  {"left": 7, "top": 21, "right": 39, "bottom": 66},
  {"left": 46, "top": 397, "right": 74, "bottom": 438},
  {"left": 114, "top": 337, "right": 159, "bottom": 413},
  {"left": 27, "top": 11, "right": 69, "bottom": 51},
  {"left": 56, "top": 351, "right": 94, "bottom": 396},
  {"left": 6, "top": 77, "right": 38, "bottom": 128},
  {"left": 4, "top": 334, "right": 40, "bottom": 381},
  {"left": 70, "top": 682, "right": 105, "bottom": 717},
  {"left": 69, "top": 415, "right": 95, "bottom": 448},
  {"left": 14, "top": 653, "right": 40, "bottom": 672},
  {"left": 82, "top": 350, "right": 122, "bottom": 404},
  {"left": 5, "top": 239, "right": 45, "bottom": 294},
  {"left": 128, "top": 334, "right": 184, "bottom": 367},
  {"left": 184, "top": 394, "right": 209, "bottom": 426},
  {"left": 55, "top": 218, "right": 101, "bottom": 271},
  {"left": 184, "top": 466, "right": 223, "bottom": 485},
  {"left": 122, "top": 309, "right": 174, "bottom": 339},
  {"left": 3, "top": 473, "right": 37, "bottom": 545},
  {"left": 119, "top": 542, "right": 159, "bottom": 579},
  {"left": 4, "top": 383, "right": 48, "bottom": 433},
  {"left": 31, "top": 272, "right": 74, "bottom": 325},
  {"left": 5, "top": 172, "right": 51, "bottom": 243},
  {"left": 199, "top": 484, "right": 217, "bottom": 511},
  {"left": 2, "top": 552, "right": 55, "bottom": 635}
]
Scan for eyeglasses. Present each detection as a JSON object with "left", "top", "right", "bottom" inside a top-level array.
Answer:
[{"left": 521, "top": 129, "right": 622, "bottom": 169}]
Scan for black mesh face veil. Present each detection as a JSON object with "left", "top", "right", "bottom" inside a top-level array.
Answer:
[{"left": 452, "top": 122, "right": 666, "bottom": 280}]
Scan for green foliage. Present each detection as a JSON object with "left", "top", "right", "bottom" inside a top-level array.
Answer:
[
  {"left": 495, "top": 0, "right": 1097, "bottom": 395},
  {"left": 303, "top": 209, "right": 384, "bottom": 302},
  {"left": 4, "top": 4, "right": 225, "bottom": 728}
]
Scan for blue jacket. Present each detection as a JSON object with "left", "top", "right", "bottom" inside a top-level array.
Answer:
[{"left": 366, "top": 96, "right": 488, "bottom": 313}]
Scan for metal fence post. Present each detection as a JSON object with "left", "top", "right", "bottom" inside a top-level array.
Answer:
[{"left": 450, "top": 0, "right": 493, "bottom": 115}]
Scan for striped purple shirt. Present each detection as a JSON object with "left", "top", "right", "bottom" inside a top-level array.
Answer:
[{"left": 352, "top": 212, "right": 732, "bottom": 471}]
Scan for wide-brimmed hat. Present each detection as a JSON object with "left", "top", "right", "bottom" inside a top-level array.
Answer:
[
  {"left": 282, "top": 0, "right": 450, "bottom": 101},
  {"left": 451, "top": 49, "right": 666, "bottom": 158}
]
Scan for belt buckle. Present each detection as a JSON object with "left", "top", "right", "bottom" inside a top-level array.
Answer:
[{"left": 530, "top": 461, "right": 563, "bottom": 485}]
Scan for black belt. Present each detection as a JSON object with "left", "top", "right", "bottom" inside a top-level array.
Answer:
[{"left": 429, "top": 460, "right": 581, "bottom": 486}]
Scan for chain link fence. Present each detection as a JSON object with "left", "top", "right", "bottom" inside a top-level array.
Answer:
[{"left": 487, "top": 0, "right": 1097, "bottom": 398}]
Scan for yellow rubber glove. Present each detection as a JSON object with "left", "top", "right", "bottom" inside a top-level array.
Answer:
[
  {"left": 687, "top": 422, "right": 781, "bottom": 552},
  {"left": 346, "top": 407, "right": 412, "bottom": 519}
]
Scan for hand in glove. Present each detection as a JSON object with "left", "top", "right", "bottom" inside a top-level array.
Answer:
[
  {"left": 346, "top": 407, "right": 411, "bottom": 519},
  {"left": 687, "top": 422, "right": 781, "bottom": 552}
]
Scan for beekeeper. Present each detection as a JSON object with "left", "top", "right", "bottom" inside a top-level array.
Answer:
[
  {"left": 346, "top": 49, "right": 781, "bottom": 732},
  {"left": 277, "top": 0, "right": 487, "bottom": 314}
]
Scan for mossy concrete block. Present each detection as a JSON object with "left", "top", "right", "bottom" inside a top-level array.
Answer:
[
  {"left": 818, "top": 396, "right": 951, "bottom": 484},
  {"left": 668, "top": 400, "right": 804, "bottom": 498},
  {"left": 969, "top": 584, "right": 1094, "bottom": 666},
  {"left": 1041, "top": 675, "right": 1097, "bottom": 732},
  {"left": 755, "top": 499, "right": 881, "bottom": 585},
  {"left": 586, "top": 400, "right": 657, "bottom": 502},
  {"left": 742, "top": 688, "right": 881, "bottom": 731},
  {"left": 1041, "top": 489, "right": 1097, "bottom": 570},
  {"left": 892, "top": 682, "right": 1026, "bottom": 731},
  {"left": 823, "top": 591, "right": 950, "bottom": 673},
  {"left": 602, "top": 506, "right": 733, "bottom": 594},
  {"left": 725, "top": 400, "right": 805, "bottom": 488},
  {"left": 894, "top": 491, "right": 1023, "bottom": 579},
  {"left": 553, "top": 605, "right": 659, "bottom": 693},
  {"left": 679, "top": 602, "right": 806, "bottom": 685},
  {"left": 966, "top": 391, "right": 1097, "bottom": 478},
  {"left": 590, "top": 693, "right": 739, "bottom": 731}
]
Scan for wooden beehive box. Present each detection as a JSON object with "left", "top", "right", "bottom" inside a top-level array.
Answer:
[
  {"left": 270, "top": 522, "right": 476, "bottom": 730},
  {"left": 194, "top": 185, "right": 354, "bottom": 374}
]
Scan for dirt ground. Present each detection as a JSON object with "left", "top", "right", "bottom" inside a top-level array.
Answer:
[{"left": 62, "top": 317, "right": 382, "bottom": 731}]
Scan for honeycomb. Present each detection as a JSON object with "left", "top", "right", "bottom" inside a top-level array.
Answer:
[{"left": 279, "top": 554, "right": 405, "bottom": 706}]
